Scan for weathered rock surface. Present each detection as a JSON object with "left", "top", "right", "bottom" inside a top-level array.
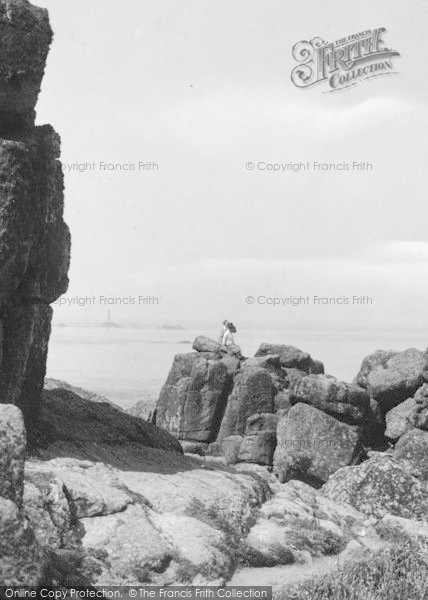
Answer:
[
  {"left": 289, "top": 374, "right": 370, "bottom": 425},
  {"left": 322, "top": 456, "right": 428, "bottom": 519},
  {"left": 238, "top": 413, "right": 277, "bottom": 465},
  {"left": 81, "top": 503, "right": 173, "bottom": 585},
  {"left": 152, "top": 512, "right": 230, "bottom": 580},
  {"left": 26, "top": 459, "right": 133, "bottom": 519},
  {"left": 0, "top": 404, "right": 26, "bottom": 506},
  {"left": 217, "top": 367, "right": 274, "bottom": 441},
  {"left": 355, "top": 348, "right": 428, "bottom": 411},
  {"left": 0, "top": 497, "right": 46, "bottom": 585},
  {"left": 255, "top": 344, "right": 324, "bottom": 374},
  {"left": 393, "top": 428, "right": 428, "bottom": 481},
  {"left": 24, "top": 473, "right": 74, "bottom": 550},
  {"left": 385, "top": 397, "right": 416, "bottom": 440},
  {"left": 244, "top": 479, "right": 372, "bottom": 567},
  {"left": 274, "top": 403, "right": 363, "bottom": 485},
  {"left": 156, "top": 352, "right": 237, "bottom": 442}
]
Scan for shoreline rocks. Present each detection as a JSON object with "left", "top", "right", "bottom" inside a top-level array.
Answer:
[{"left": 3, "top": 337, "right": 428, "bottom": 585}]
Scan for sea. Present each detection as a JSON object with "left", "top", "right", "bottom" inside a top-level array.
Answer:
[{"left": 46, "top": 325, "right": 428, "bottom": 415}]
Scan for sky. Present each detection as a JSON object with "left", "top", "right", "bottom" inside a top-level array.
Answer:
[{"left": 35, "top": 0, "right": 428, "bottom": 330}]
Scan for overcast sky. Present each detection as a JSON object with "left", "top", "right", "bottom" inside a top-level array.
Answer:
[{"left": 35, "top": 0, "right": 428, "bottom": 330}]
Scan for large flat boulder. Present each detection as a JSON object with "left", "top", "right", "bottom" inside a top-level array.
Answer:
[
  {"left": 0, "top": 404, "right": 26, "bottom": 506},
  {"left": 273, "top": 403, "right": 363, "bottom": 485},
  {"left": 355, "top": 348, "right": 428, "bottom": 411},
  {"left": 322, "top": 456, "right": 428, "bottom": 520},
  {"left": 289, "top": 374, "right": 370, "bottom": 425},
  {"left": 217, "top": 367, "right": 274, "bottom": 441},
  {"left": 255, "top": 344, "right": 324, "bottom": 374}
]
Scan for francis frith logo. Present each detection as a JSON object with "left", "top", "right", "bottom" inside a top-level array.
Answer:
[{"left": 291, "top": 28, "right": 400, "bottom": 92}]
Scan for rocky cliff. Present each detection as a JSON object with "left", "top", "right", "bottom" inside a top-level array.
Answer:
[
  {"left": 0, "top": 0, "right": 70, "bottom": 427},
  {"left": 155, "top": 338, "right": 428, "bottom": 487}
]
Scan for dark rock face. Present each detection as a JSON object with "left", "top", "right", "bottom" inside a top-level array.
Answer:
[
  {"left": 156, "top": 351, "right": 237, "bottom": 442},
  {"left": 0, "top": 0, "right": 70, "bottom": 427},
  {"left": 355, "top": 348, "right": 428, "bottom": 411},
  {"left": 0, "top": 0, "right": 52, "bottom": 126},
  {"left": 33, "top": 387, "right": 183, "bottom": 456},
  {"left": 274, "top": 403, "right": 363, "bottom": 486},
  {"left": 322, "top": 456, "right": 428, "bottom": 520},
  {"left": 217, "top": 366, "right": 274, "bottom": 441},
  {"left": 180, "top": 357, "right": 230, "bottom": 442},
  {"left": 289, "top": 374, "right": 370, "bottom": 425},
  {"left": 411, "top": 383, "right": 428, "bottom": 430},
  {"left": 0, "top": 1, "right": 71, "bottom": 586},
  {"left": 394, "top": 429, "right": 428, "bottom": 481},
  {"left": 255, "top": 343, "right": 324, "bottom": 374}
]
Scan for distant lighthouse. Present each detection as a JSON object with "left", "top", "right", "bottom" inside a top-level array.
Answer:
[{"left": 101, "top": 309, "right": 121, "bottom": 328}]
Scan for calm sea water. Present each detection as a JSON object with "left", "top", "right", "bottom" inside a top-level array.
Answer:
[{"left": 46, "top": 326, "right": 428, "bottom": 412}]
